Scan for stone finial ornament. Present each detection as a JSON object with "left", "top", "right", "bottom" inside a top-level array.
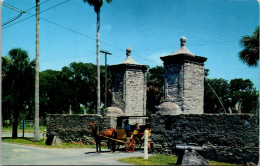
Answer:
[
  {"left": 180, "top": 36, "right": 186, "bottom": 46},
  {"left": 126, "top": 47, "right": 131, "bottom": 56},
  {"left": 121, "top": 47, "right": 139, "bottom": 65}
]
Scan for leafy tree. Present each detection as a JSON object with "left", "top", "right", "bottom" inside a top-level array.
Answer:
[
  {"left": 39, "top": 62, "right": 110, "bottom": 117},
  {"left": 39, "top": 70, "right": 70, "bottom": 120},
  {"left": 147, "top": 66, "right": 164, "bottom": 115},
  {"left": 239, "top": 26, "right": 259, "bottom": 66},
  {"left": 62, "top": 62, "right": 98, "bottom": 113},
  {"left": 204, "top": 78, "right": 230, "bottom": 113},
  {"left": 204, "top": 73, "right": 258, "bottom": 114},
  {"left": 230, "top": 78, "right": 258, "bottom": 114},
  {"left": 2, "top": 48, "right": 35, "bottom": 138},
  {"left": 83, "top": 0, "right": 112, "bottom": 115}
]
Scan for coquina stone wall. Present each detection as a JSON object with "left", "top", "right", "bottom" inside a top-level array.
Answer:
[
  {"left": 149, "top": 114, "right": 259, "bottom": 164},
  {"left": 46, "top": 114, "right": 105, "bottom": 144},
  {"left": 163, "top": 59, "right": 206, "bottom": 114},
  {"left": 161, "top": 37, "right": 207, "bottom": 114},
  {"left": 110, "top": 65, "right": 148, "bottom": 116},
  {"left": 183, "top": 61, "right": 205, "bottom": 114},
  {"left": 164, "top": 63, "right": 184, "bottom": 109},
  {"left": 125, "top": 69, "right": 147, "bottom": 116},
  {"left": 111, "top": 70, "right": 125, "bottom": 111}
]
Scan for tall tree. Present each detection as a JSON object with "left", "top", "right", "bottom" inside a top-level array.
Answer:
[
  {"left": 83, "top": 0, "right": 112, "bottom": 115},
  {"left": 33, "top": 0, "right": 41, "bottom": 141},
  {"left": 147, "top": 66, "right": 164, "bottom": 115},
  {"left": 204, "top": 78, "right": 230, "bottom": 113},
  {"left": 239, "top": 26, "right": 259, "bottom": 66},
  {"left": 2, "top": 48, "right": 35, "bottom": 138},
  {"left": 230, "top": 78, "right": 258, "bottom": 114}
]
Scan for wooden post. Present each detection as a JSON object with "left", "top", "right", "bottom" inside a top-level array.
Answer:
[
  {"left": 100, "top": 50, "right": 112, "bottom": 109},
  {"left": 22, "top": 120, "right": 25, "bottom": 138},
  {"left": 144, "top": 130, "right": 148, "bottom": 159},
  {"left": 69, "top": 105, "right": 72, "bottom": 115}
]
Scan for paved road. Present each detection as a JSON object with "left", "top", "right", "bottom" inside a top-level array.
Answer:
[
  {"left": 1, "top": 132, "right": 34, "bottom": 138},
  {"left": 2, "top": 143, "right": 147, "bottom": 165}
]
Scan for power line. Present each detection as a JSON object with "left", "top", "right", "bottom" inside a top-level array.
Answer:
[
  {"left": 3, "top": 1, "right": 241, "bottom": 67},
  {"left": 25, "top": 0, "right": 51, "bottom": 12},
  {"left": 3, "top": 2, "right": 126, "bottom": 53},
  {"left": 2, "top": 3, "right": 25, "bottom": 26},
  {"left": 41, "top": 17, "right": 97, "bottom": 41},
  {"left": 3, "top": 0, "right": 71, "bottom": 29},
  {"left": 134, "top": 37, "right": 241, "bottom": 52},
  {"left": 0, "top": 2, "right": 199, "bottom": 66},
  {"left": 2, "top": 12, "right": 23, "bottom": 26},
  {"left": 40, "top": 0, "right": 70, "bottom": 14}
]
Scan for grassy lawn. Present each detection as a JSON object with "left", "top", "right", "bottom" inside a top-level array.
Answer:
[
  {"left": 2, "top": 137, "right": 98, "bottom": 149},
  {"left": 118, "top": 154, "right": 237, "bottom": 165},
  {"left": 2, "top": 125, "right": 46, "bottom": 133},
  {"left": 119, "top": 154, "right": 177, "bottom": 165}
]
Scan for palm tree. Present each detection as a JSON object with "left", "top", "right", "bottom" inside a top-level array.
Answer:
[
  {"left": 33, "top": 0, "right": 41, "bottom": 142},
  {"left": 2, "top": 48, "right": 35, "bottom": 138},
  {"left": 239, "top": 26, "right": 259, "bottom": 66},
  {"left": 83, "top": 0, "right": 112, "bottom": 115}
]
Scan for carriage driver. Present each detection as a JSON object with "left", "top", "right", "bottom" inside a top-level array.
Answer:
[{"left": 135, "top": 122, "right": 140, "bottom": 131}]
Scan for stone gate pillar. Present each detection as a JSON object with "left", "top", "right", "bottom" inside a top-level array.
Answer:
[
  {"left": 160, "top": 37, "right": 207, "bottom": 114},
  {"left": 109, "top": 47, "right": 149, "bottom": 116}
]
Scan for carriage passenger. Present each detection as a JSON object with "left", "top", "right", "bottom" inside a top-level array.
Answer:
[{"left": 123, "top": 120, "right": 131, "bottom": 132}]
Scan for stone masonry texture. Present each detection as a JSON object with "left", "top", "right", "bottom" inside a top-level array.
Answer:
[
  {"left": 110, "top": 64, "right": 148, "bottom": 116},
  {"left": 162, "top": 58, "right": 206, "bottom": 114},
  {"left": 183, "top": 61, "right": 205, "bottom": 114},
  {"left": 46, "top": 114, "right": 105, "bottom": 144},
  {"left": 149, "top": 114, "right": 259, "bottom": 164},
  {"left": 161, "top": 37, "right": 207, "bottom": 114},
  {"left": 47, "top": 114, "right": 258, "bottom": 164},
  {"left": 125, "top": 69, "right": 146, "bottom": 116}
]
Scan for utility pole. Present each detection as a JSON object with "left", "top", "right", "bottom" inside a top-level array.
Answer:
[
  {"left": 257, "top": 1, "right": 260, "bottom": 164},
  {"left": 100, "top": 50, "right": 112, "bottom": 109},
  {"left": 33, "top": 0, "right": 41, "bottom": 142},
  {"left": 0, "top": 3, "right": 3, "bottom": 164}
]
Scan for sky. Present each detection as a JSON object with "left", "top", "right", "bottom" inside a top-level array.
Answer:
[{"left": 2, "top": 0, "right": 259, "bottom": 89}]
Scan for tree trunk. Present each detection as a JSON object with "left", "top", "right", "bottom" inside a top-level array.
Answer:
[
  {"left": 12, "top": 110, "right": 19, "bottom": 138},
  {"left": 96, "top": 10, "right": 101, "bottom": 115},
  {"left": 0, "top": 1, "right": 2, "bottom": 133},
  {"left": 33, "top": 0, "right": 41, "bottom": 142},
  {"left": 11, "top": 80, "right": 18, "bottom": 138}
]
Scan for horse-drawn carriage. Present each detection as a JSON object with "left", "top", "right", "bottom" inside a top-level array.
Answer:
[{"left": 89, "top": 116, "right": 152, "bottom": 153}]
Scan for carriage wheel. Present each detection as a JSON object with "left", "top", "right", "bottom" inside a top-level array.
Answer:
[{"left": 126, "top": 139, "right": 135, "bottom": 153}]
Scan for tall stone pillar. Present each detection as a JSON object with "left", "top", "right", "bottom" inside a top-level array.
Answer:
[
  {"left": 160, "top": 37, "right": 207, "bottom": 114},
  {"left": 109, "top": 47, "right": 149, "bottom": 116}
]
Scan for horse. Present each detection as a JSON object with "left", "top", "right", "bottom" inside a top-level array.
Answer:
[{"left": 89, "top": 122, "right": 117, "bottom": 153}]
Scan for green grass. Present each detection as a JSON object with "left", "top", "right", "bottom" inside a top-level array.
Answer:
[
  {"left": 2, "top": 125, "right": 46, "bottom": 133},
  {"left": 119, "top": 154, "right": 177, "bottom": 165},
  {"left": 118, "top": 154, "right": 237, "bottom": 165},
  {"left": 2, "top": 137, "right": 99, "bottom": 149}
]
